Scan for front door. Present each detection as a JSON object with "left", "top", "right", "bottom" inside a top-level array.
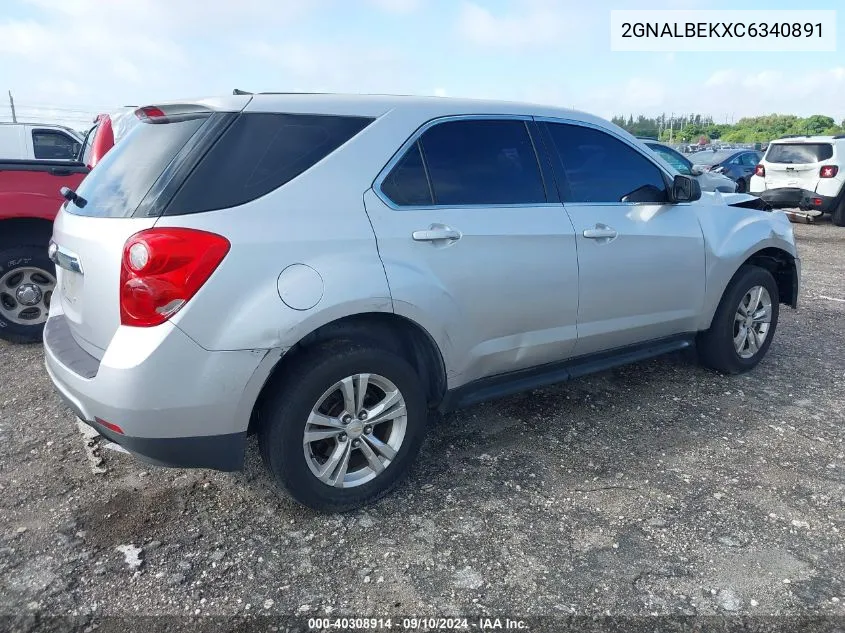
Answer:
[
  {"left": 541, "top": 121, "right": 706, "bottom": 357},
  {"left": 364, "top": 117, "right": 580, "bottom": 386}
]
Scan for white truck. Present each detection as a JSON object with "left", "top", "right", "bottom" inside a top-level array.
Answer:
[{"left": 0, "top": 123, "right": 83, "bottom": 161}]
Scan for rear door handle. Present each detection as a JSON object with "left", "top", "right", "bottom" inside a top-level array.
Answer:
[
  {"left": 412, "top": 224, "right": 462, "bottom": 243},
  {"left": 583, "top": 225, "right": 618, "bottom": 241}
]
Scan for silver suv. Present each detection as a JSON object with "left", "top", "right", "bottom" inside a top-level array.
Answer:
[{"left": 44, "top": 94, "right": 800, "bottom": 511}]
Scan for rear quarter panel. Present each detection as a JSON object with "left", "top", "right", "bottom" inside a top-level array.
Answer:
[{"left": 694, "top": 198, "right": 798, "bottom": 331}]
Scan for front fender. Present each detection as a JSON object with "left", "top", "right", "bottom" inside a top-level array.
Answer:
[{"left": 695, "top": 201, "right": 797, "bottom": 331}]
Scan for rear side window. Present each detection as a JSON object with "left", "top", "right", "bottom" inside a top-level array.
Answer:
[
  {"left": 381, "top": 141, "right": 433, "bottom": 206},
  {"left": 166, "top": 113, "right": 373, "bottom": 215},
  {"left": 417, "top": 119, "right": 546, "bottom": 206},
  {"left": 69, "top": 114, "right": 210, "bottom": 218},
  {"left": 32, "top": 130, "right": 78, "bottom": 160},
  {"left": 766, "top": 143, "right": 833, "bottom": 164},
  {"left": 546, "top": 123, "right": 667, "bottom": 203}
]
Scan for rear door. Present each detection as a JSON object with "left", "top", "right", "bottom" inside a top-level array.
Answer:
[
  {"left": 50, "top": 109, "right": 223, "bottom": 357},
  {"left": 541, "top": 120, "right": 705, "bottom": 356},
  {"left": 364, "top": 116, "right": 579, "bottom": 384},
  {"left": 763, "top": 142, "right": 833, "bottom": 190}
]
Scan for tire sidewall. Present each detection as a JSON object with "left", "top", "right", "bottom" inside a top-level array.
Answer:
[
  {"left": 0, "top": 246, "right": 56, "bottom": 343},
  {"left": 261, "top": 346, "right": 428, "bottom": 511},
  {"left": 715, "top": 266, "right": 780, "bottom": 372}
]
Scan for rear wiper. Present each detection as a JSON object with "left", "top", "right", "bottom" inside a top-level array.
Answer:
[{"left": 60, "top": 186, "right": 88, "bottom": 208}]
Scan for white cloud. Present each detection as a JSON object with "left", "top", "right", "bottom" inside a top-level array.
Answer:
[
  {"left": 368, "top": 0, "right": 421, "bottom": 13},
  {"left": 239, "top": 40, "right": 411, "bottom": 94},
  {"left": 456, "top": 0, "right": 575, "bottom": 48}
]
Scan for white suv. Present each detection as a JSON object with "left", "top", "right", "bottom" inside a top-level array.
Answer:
[{"left": 750, "top": 135, "right": 845, "bottom": 226}]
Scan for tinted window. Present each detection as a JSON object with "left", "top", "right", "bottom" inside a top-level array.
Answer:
[
  {"left": 32, "top": 130, "right": 78, "bottom": 160},
  {"left": 647, "top": 143, "right": 692, "bottom": 176},
  {"left": 547, "top": 123, "right": 667, "bottom": 203},
  {"left": 739, "top": 152, "right": 759, "bottom": 166},
  {"left": 692, "top": 150, "right": 735, "bottom": 166},
  {"left": 381, "top": 141, "right": 432, "bottom": 206},
  {"left": 68, "top": 114, "right": 210, "bottom": 217},
  {"left": 418, "top": 119, "right": 545, "bottom": 206},
  {"left": 765, "top": 143, "right": 833, "bottom": 164},
  {"left": 168, "top": 113, "right": 373, "bottom": 215}
]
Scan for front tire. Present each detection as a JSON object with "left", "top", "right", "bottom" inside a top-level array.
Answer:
[
  {"left": 258, "top": 341, "right": 428, "bottom": 512},
  {"left": 0, "top": 246, "right": 56, "bottom": 344},
  {"left": 697, "top": 265, "right": 780, "bottom": 374}
]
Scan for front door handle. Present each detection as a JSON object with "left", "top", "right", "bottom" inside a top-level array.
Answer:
[
  {"left": 583, "top": 225, "right": 618, "bottom": 241},
  {"left": 412, "top": 224, "right": 462, "bottom": 243}
]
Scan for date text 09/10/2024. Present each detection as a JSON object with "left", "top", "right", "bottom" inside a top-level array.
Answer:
[{"left": 306, "top": 617, "right": 529, "bottom": 630}]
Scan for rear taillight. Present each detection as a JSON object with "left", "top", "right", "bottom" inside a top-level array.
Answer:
[
  {"left": 135, "top": 106, "right": 166, "bottom": 121},
  {"left": 120, "top": 228, "right": 230, "bottom": 327},
  {"left": 820, "top": 165, "right": 839, "bottom": 178},
  {"left": 755, "top": 164, "right": 766, "bottom": 177}
]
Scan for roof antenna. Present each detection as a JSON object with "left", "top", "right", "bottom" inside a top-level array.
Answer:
[{"left": 233, "top": 89, "right": 252, "bottom": 95}]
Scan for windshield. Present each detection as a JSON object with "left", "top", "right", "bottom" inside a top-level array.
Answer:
[
  {"left": 692, "top": 150, "right": 735, "bottom": 166},
  {"left": 67, "top": 113, "right": 210, "bottom": 218},
  {"left": 646, "top": 143, "right": 692, "bottom": 176},
  {"left": 765, "top": 143, "right": 833, "bottom": 164}
]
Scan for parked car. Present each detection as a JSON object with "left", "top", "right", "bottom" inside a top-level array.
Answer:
[
  {"left": 0, "top": 118, "right": 116, "bottom": 343},
  {"left": 44, "top": 94, "right": 800, "bottom": 511},
  {"left": 0, "top": 123, "right": 83, "bottom": 161},
  {"left": 750, "top": 135, "right": 845, "bottom": 226},
  {"left": 691, "top": 149, "right": 763, "bottom": 193},
  {"left": 640, "top": 140, "right": 737, "bottom": 193}
]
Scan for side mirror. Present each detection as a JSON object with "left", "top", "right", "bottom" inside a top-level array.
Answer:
[
  {"left": 671, "top": 175, "right": 701, "bottom": 203},
  {"left": 690, "top": 165, "right": 704, "bottom": 176}
]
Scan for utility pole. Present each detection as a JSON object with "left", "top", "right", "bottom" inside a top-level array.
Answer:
[{"left": 8, "top": 91, "right": 17, "bottom": 123}]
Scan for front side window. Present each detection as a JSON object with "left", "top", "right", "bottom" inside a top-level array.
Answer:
[
  {"left": 546, "top": 123, "right": 667, "bottom": 203},
  {"left": 740, "top": 153, "right": 759, "bottom": 166},
  {"left": 32, "top": 130, "right": 79, "bottom": 160}
]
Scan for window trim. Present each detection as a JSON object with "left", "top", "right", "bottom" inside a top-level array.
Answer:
[
  {"left": 535, "top": 116, "right": 679, "bottom": 207},
  {"left": 373, "top": 114, "right": 559, "bottom": 211}
]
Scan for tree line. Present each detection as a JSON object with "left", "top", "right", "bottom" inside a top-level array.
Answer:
[{"left": 610, "top": 113, "right": 845, "bottom": 144}]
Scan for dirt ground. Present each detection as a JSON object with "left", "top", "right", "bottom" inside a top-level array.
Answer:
[{"left": 1, "top": 219, "right": 843, "bottom": 633}]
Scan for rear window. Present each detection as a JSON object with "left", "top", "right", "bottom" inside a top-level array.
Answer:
[
  {"left": 68, "top": 114, "right": 210, "bottom": 218},
  {"left": 165, "top": 113, "right": 373, "bottom": 215},
  {"left": 765, "top": 143, "right": 833, "bottom": 164}
]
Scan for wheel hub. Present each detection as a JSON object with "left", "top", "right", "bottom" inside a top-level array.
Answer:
[
  {"left": 345, "top": 419, "right": 365, "bottom": 439},
  {"left": 15, "top": 283, "right": 43, "bottom": 307}
]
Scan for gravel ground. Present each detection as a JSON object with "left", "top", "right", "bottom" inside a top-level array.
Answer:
[{"left": 0, "top": 220, "right": 843, "bottom": 632}]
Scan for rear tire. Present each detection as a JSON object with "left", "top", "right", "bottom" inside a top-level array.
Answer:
[
  {"left": 736, "top": 178, "right": 748, "bottom": 193},
  {"left": 832, "top": 197, "right": 845, "bottom": 227},
  {"left": 0, "top": 246, "right": 56, "bottom": 344},
  {"left": 697, "top": 265, "right": 779, "bottom": 374},
  {"left": 258, "top": 340, "right": 428, "bottom": 512}
]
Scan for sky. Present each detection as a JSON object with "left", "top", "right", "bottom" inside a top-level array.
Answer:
[{"left": 1, "top": 0, "right": 843, "bottom": 131}]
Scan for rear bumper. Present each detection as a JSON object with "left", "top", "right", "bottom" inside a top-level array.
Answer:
[
  {"left": 43, "top": 314, "right": 276, "bottom": 471},
  {"left": 757, "top": 187, "right": 840, "bottom": 213}
]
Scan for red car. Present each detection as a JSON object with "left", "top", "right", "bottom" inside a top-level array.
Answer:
[{"left": 0, "top": 112, "right": 126, "bottom": 343}]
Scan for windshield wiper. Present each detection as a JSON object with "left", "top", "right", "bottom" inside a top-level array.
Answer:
[{"left": 60, "top": 186, "right": 88, "bottom": 208}]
